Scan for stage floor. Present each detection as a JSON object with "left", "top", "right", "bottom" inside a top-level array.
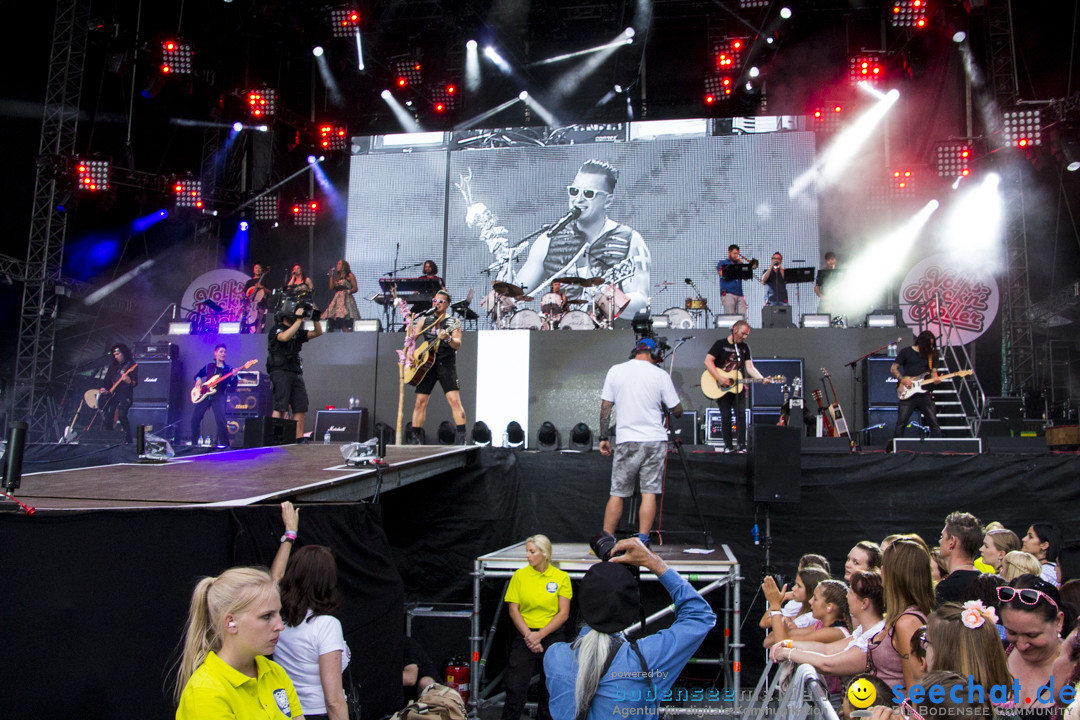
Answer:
[
  {"left": 14, "top": 443, "right": 475, "bottom": 510},
  {"left": 477, "top": 540, "right": 738, "bottom": 579}
]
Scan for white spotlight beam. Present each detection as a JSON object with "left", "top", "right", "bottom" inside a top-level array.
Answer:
[
  {"left": 520, "top": 92, "right": 559, "bottom": 127},
  {"left": 942, "top": 173, "right": 1003, "bottom": 271},
  {"left": 380, "top": 90, "right": 423, "bottom": 133},
  {"left": 84, "top": 260, "right": 157, "bottom": 305},
  {"left": 483, "top": 46, "right": 513, "bottom": 75},
  {"left": 466, "top": 40, "right": 480, "bottom": 92},
  {"left": 456, "top": 96, "right": 523, "bottom": 131},
  {"left": 789, "top": 88, "right": 900, "bottom": 197},
  {"left": 314, "top": 53, "right": 345, "bottom": 107},
  {"left": 355, "top": 30, "right": 365, "bottom": 71},
  {"left": 551, "top": 30, "right": 631, "bottom": 101}
]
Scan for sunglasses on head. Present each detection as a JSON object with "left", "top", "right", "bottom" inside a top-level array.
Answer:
[
  {"left": 997, "top": 585, "right": 1060, "bottom": 612},
  {"left": 566, "top": 185, "right": 608, "bottom": 200}
]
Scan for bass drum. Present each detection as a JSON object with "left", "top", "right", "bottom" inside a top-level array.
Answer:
[
  {"left": 507, "top": 309, "right": 543, "bottom": 330},
  {"left": 664, "top": 307, "right": 694, "bottom": 330},
  {"left": 559, "top": 310, "right": 596, "bottom": 330}
]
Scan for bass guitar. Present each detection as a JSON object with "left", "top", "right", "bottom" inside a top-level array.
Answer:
[
  {"left": 811, "top": 389, "right": 835, "bottom": 437},
  {"left": 821, "top": 367, "right": 855, "bottom": 450},
  {"left": 897, "top": 369, "right": 973, "bottom": 401},
  {"left": 191, "top": 359, "right": 258, "bottom": 404},
  {"left": 404, "top": 317, "right": 463, "bottom": 387},
  {"left": 700, "top": 368, "right": 785, "bottom": 400}
]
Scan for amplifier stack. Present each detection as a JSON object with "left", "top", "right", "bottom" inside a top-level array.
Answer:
[{"left": 131, "top": 342, "right": 182, "bottom": 440}]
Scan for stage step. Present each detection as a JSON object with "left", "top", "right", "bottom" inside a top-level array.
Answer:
[{"left": 890, "top": 437, "right": 983, "bottom": 453}]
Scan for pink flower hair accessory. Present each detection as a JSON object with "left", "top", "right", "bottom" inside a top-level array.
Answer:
[{"left": 960, "top": 599, "right": 998, "bottom": 629}]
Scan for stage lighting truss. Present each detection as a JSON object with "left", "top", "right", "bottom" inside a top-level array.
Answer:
[
  {"left": 173, "top": 178, "right": 203, "bottom": 208},
  {"left": 318, "top": 123, "right": 349, "bottom": 151},
  {"left": 393, "top": 58, "right": 422, "bottom": 88},
  {"left": 161, "top": 40, "right": 193, "bottom": 75},
  {"left": 329, "top": 6, "right": 360, "bottom": 38},
  {"left": 811, "top": 104, "right": 845, "bottom": 135},
  {"left": 75, "top": 158, "right": 110, "bottom": 191},
  {"left": 891, "top": 0, "right": 928, "bottom": 29},
  {"left": 246, "top": 88, "right": 277, "bottom": 119},
  {"left": 704, "top": 74, "right": 734, "bottom": 104},
  {"left": 849, "top": 52, "right": 886, "bottom": 85},
  {"left": 935, "top": 142, "right": 973, "bottom": 178},
  {"left": 430, "top": 84, "right": 458, "bottom": 113},
  {"left": 1002, "top": 108, "right": 1042, "bottom": 148},
  {"left": 291, "top": 201, "right": 318, "bottom": 226},
  {"left": 253, "top": 194, "right": 279, "bottom": 221}
]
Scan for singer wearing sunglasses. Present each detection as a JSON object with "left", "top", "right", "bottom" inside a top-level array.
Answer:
[
  {"left": 998, "top": 575, "right": 1078, "bottom": 709},
  {"left": 516, "top": 159, "right": 651, "bottom": 319}
]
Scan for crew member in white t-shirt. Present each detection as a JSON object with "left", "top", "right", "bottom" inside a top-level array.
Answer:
[{"left": 598, "top": 337, "right": 683, "bottom": 547}]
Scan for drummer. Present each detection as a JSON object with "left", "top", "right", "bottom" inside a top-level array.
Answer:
[{"left": 544, "top": 281, "right": 568, "bottom": 315}]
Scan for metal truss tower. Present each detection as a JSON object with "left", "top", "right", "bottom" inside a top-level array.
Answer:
[{"left": 11, "top": 0, "right": 90, "bottom": 439}]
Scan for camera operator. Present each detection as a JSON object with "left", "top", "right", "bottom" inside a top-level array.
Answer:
[
  {"left": 543, "top": 538, "right": 715, "bottom": 720},
  {"left": 598, "top": 337, "right": 682, "bottom": 547},
  {"left": 267, "top": 297, "right": 323, "bottom": 440}
]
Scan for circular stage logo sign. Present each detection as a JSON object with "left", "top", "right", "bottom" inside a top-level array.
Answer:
[
  {"left": 898, "top": 255, "right": 999, "bottom": 346},
  {"left": 181, "top": 269, "right": 250, "bottom": 328}
]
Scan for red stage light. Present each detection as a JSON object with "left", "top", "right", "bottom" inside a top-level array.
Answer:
[
  {"left": 318, "top": 123, "right": 349, "bottom": 151},
  {"left": 447, "top": 85, "right": 456, "bottom": 94},
  {"left": 291, "top": 201, "right": 318, "bottom": 226},
  {"left": 705, "top": 94, "right": 715, "bottom": 104},
  {"left": 246, "top": 89, "right": 276, "bottom": 118},
  {"left": 330, "top": 7, "right": 361, "bottom": 37},
  {"left": 161, "top": 40, "right": 193, "bottom": 75},
  {"left": 397, "top": 77, "right": 407, "bottom": 87},
  {"left": 75, "top": 158, "right": 110, "bottom": 191},
  {"left": 174, "top": 178, "right": 203, "bottom": 208},
  {"left": 435, "top": 103, "right": 445, "bottom": 112}
]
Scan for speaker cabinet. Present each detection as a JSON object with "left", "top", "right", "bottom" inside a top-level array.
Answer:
[
  {"left": 315, "top": 409, "right": 369, "bottom": 442},
  {"left": 668, "top": 410, "right": 697, "bottom": 445},
  {"left": 761, "top": 305, "right": 793, "bottom": 328},
  {"left": 750, "top": 358, "right": 804, "bottom": 408},
  {"left": 242, "top": 417, "right": 297, "bottom": 447},
  {"left": 750, "top": 426, "right": 801, "bottom": 503},
  {"left": 865, "top": 357, "right": 900, "bottom": 407},
  {"left": 132, "top": 359, "right": 183, "bottom": 406}
]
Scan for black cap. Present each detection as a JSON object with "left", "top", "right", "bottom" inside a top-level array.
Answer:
[{"left": 579, "top": 562, "right": 639, "bottom": 632}]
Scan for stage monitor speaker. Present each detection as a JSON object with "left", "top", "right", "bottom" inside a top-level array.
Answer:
[
  {"left": 750, "top": 358, "right": 804, "bottom": 408},
  {"left": 225, "top": 384, "right": 272, "bottom": 417},
  {"left": 750, "top": 426, "right": 801, "bottom": 503},
  {"left": 668, "top": 411, "right": 697, "bottom": 445},
  {"left": 761, "top": 305, "right": 793, "bottom": 328},
  {"left": 865, "top": 357, "right": 900, "bottom": 407},
  {"left": 751, "top": 408, "right": 782, "bottom": 426},
  {"left": 315, "top": 409, "right": 369, "bottom": 443},
  {"left": 865, "top": 406, "right": 899, "bottom": 446},
  {"left": 132, "top": 359, "right": 183, "bottom": 406},
  {"left": 704, "top": 407, "right": 744, "bottom": 445},
  {"left": 243, "top": 417, "right": 297, "bottom": 448}
]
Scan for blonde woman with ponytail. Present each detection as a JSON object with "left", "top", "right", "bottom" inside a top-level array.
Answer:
[{"left": 174, "top": 566, "right": 305, "bottom": 719}]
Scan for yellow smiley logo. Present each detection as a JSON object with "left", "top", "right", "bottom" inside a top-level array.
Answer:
[{"left": 847, "top": 678, "right": 877, "bottom": 709}]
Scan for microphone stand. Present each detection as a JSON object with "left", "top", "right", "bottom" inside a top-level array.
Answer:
[{"left": 845, "top": 337, "right": 901, "bottom": 448}]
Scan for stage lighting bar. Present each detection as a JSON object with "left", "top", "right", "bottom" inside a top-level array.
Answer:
[
  {"left": 738, "top": 0, "right": 769, "bottom": 7},
  {"left": 174, "top": 179, "right": 203, "bottom": 208},
  {"left": 1002, "top": 108, "right": 1042, "bottom": 148},
  {"left": 393, "top": 59, "right": 422, "bottom": 88},
  {"left": 891, "top": 0, "right": 928, "bottom": 29},
  {"left": 162, "top": 40, "right": 193, "bottom": 75},
  {"left": 253, "top": 194, "right": 279, "bottom": 221},
  {"left": 890, "top": 169, "right": 916, "bottom": 198},
  {"left": 431, "top": 84, "right": 458, "bottom": 112},
  {"left": 75, "top": 158, "right": 110, "bottom": 191},
  {"left": 935, "top": 142, "right": 972, "bottom": 177},
  {"left": 849, "top": 53, "right": 886, "bottom": 85},
  {"left": 329, "top": 6, "right": 360, "bottom": 38},
  {"left": 811, "top": 104, "right": 845, "bottom": 135},
  {"left": 291, "top": 201, "right": 318, "bottom": 226},
  {"left": 318, "top": 123, "right": 349, "bottom": 151},
  {"left": 246, "top": 89, "right": 277, "bottom": 118}
]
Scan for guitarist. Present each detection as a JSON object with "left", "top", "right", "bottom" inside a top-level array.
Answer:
[
  {"left": 99, "top": 343, "right": 139, "bottom": 443},
  {"left": 189, "top": 344, "right": 236, "bottom": 447},
  {"left": 409, "top": 290, "right": 467, "bottom": 445},
  {"left": 703, "top": 320, "right": 772, "bottom": 453},
  {"left": 890, "top": 330, "right": 942, "bottom": 440}
]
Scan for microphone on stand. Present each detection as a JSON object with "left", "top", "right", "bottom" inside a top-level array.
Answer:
[
  {"left": 544, "top": 207, "right": 582, "bottom": 236},
  {"left": 679, "top": 336, "right": 695, "bottom": 341},
  {"left": 416, "top": 307, "right": 437, "bottom": 316},
  {"left": 684, "top": 278, "right": 694, "bottom": 285}
]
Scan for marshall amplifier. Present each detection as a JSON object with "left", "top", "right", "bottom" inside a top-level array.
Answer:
[
  {"left": 315, "top": 409, "right": 369, "bottom": 443},
  {"left": 865, "top": 357, "right": 900, "bottom": 407},
  {"left": 132, "top": 359, "right": 183, "bottom": 406},
  {"left": 226, "top": 373, "right": 272, "bottom": 417},
  {"left": 134, "top": 342, "right": 177, "bottom": 360}
]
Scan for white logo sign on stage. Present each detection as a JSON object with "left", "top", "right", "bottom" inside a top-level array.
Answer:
[{"left": 898, "top": 255, "right": 999, "bottom": 346}]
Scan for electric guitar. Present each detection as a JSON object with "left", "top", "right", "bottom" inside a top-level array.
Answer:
[
  {"left": 821, "top": 367, "right": 855, "bottom": 450},
  {"left": 700, "top": 368, "right": 785, "bottom": 400},
  {"left": 811, "top": 389, "right": 835, "bottom": 437},
  {"left": 96, "top": 363, "right": 139, "bottom": 405},
  {"left": 191, "top": 359, "right": 258, "bottom": 404},
  {"left": 897, "top": 369, "right": 974, "bottom": 401},
  {"left": 404, "top": 317, "right": 463, "bottom": 387}
]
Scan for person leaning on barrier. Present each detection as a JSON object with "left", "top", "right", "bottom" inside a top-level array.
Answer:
[{"left": 542, "top": 538, "right": 715, "bottom": 720}]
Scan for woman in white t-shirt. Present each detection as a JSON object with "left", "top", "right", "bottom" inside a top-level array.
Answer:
[{"left": 271, "top": 503, "right": 351, "bottom": 720}]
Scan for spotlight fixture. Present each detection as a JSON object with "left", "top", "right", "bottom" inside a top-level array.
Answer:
[
  {"left": 779, "top": 7, "right": 792, "bottom": 19},
  {"left": 890, "top": 0, "right": 928, "bottom": 29},
  {"left": 161, "top": 40, "right": 193, "bottom": 75},
  {"left": 849, "top": 53, "right": 886, "bottom": 85},
  {"left": 811, "top": 104, "right": 845, "bottom": 135},
  {"left": 313, "top": 46, "right": 324, "bottom": 57},
  {"left": 291, "top": 201, "right": 318, "bottom": 226},
  {"left": 738, "top": 0, "right": 769, "bottom": 7},
  {"left": 75, "top": 158, "right": 110, "bottom": 191},
  {"left": 173, "top": 178, "right": 203, "bottom": 208},
  {"left": 536, "top": 422, "right": 560, "bottom": 452},
  {"left": 437, "top": 421, "right": 456, "bottom": 444},
  {"left": 1002, "top": 109, "right": 1042, "bottom": 148},
  {"left": 505, "top": 421, "right": 525, "bottom": 448},
  {"left": 471, "top": 421, "right": 492, "bottom": 446},
  {"left": 253, "top": 194, "right": 279, "bottom": 221},
  {"left": 329, "top": 7, "right": 361, "bottom": 38},
  {"left": 431, "top": 84, "right": 458, "bottom": 112},
  {"left": 890, "top": 169, "right": 915, "bottom": 198},
  {"left": 246, "top": 88, "right": 277, "bottom": 118},
  {"left": 935, "top": 141, "right": 973, "bottom": 178},
  {"left": 392, "top": 58, "right": 423, "bottom": 87},
  {"left": 568, "top": 423, "right": 593, "bottom": 452},
  {"left": 318, "top": 123, "right": 348, "bottom": 151}
]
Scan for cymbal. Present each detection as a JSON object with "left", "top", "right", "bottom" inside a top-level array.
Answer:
[
  {"left": 492, "top": 281, "right": 527, "bottom": 298},
  {"left": 520, "top": 295, "right": 534, "bottom": 302},
  {"left": 555, "top": 276, "right": 605, "bottom": 287}
]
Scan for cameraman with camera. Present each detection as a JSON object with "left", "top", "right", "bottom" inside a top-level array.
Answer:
[
  {"left": 267, "top": 296, "right": 323, "bottom": 440},
  {"left": 543, "top": 538, "right": 715, "bottom": 720}
]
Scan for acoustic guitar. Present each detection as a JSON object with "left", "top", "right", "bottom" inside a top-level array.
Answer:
[
  {"left": 405, "top": 317, "right": 463, "bottom": 387},
  {"left": 700, "top": 368, "right": 785, "bottom": 400},
  {"left": 191, "top": 359, "right": 258, "bottom": 404},
  {"left": 821, "top": 367, "right": 856, "bottom": 450}
]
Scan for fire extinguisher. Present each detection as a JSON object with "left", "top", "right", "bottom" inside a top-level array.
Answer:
[{"left": 445, "top": 655, "right": 470, "bottom": 704}]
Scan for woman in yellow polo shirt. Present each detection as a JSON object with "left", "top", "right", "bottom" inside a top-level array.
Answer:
[
  {"left": 174, "top": 566, "right": 304, "bottom": 719},
  {"left": 502, "top": 534, "right": 572, "bottom": 720}
]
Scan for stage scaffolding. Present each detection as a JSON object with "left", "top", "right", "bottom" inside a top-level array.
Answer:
[{"left": 470, "top": 541, "right": 742, "bottom": 716}]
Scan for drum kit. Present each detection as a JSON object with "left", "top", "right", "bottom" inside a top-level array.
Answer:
[
  {"left": 655, "top": 280, "right": 710, "bottom": 329},
  {"left": 481, "top": 276, "right": 631, "bottom": 330}
]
